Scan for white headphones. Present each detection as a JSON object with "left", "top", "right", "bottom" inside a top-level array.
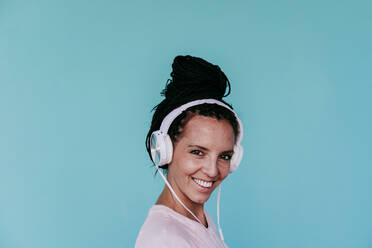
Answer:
[{"left": 150, "top": 99, "right": 243, "bottom": 173}]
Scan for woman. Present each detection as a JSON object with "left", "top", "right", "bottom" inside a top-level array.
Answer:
[{"left": 135, "top": 55, "right": 243, "bottom": 248}]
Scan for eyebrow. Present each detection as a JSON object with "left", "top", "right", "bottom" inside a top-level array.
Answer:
[{"left": 188, "top": 144, "right": 234, "bottom": 154}]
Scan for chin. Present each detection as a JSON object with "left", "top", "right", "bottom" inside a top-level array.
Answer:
[
  {"left": 190, "top": 194, "right": 211, "bottom": 204},
  {"left": 191, "top": 198, "right": 207, "bottom": 205}
]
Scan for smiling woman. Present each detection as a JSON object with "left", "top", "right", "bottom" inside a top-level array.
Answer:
[
  {"left": 160, "top": 115, "right": 234, "bottom": 209},
  {"left": 135, "top": 55, "right": 244, "bottom": 248}
]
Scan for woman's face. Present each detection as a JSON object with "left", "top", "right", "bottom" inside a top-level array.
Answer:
[{"left": 167, "top": 114, "right": 235, "bottom": 207}]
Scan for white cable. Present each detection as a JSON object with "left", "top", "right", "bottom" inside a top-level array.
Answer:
[
  {"left": 155, "top": 165, "right": 204, "bottom": 226},
  {"left": 217, "top": 184, "right": 225, "bottom": 242}
]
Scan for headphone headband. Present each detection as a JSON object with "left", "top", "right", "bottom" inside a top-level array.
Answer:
[{"left": 159, "top": 99, "right": 243, "bottom": 144}]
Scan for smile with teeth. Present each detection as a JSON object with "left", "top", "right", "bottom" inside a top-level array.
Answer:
[{"left": 192, "top": 178, "right": 213, "bottom": 188}]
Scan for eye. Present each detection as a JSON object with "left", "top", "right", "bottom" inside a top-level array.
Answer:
[
  {"left": 219, "top": 154, "right": 232, "bottom": 161},
  {"left": 191, "top": 150, "right": 203, "bottom": 156}
]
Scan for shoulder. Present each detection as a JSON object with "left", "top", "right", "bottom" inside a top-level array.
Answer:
[{"left": 135, "top": 205, "right": 194, "bottom": 248}]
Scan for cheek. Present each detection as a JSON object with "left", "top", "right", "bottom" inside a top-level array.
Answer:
[
  {"left": 183, "top": 159, "right": 203, "bottom": 175},
  {"left": 174, "top": 155, "right": 201, "bottom": 176},
  {"left": 219, "top": 166, "right": 230, "bottom": 180}
]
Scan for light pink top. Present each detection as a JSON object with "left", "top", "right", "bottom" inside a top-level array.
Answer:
[{"left": 135, "top": 205, "right": 228, "bottom": 248}]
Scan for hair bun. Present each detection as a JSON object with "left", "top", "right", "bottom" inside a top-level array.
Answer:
[{"left": 161, "top": 55, "right": 231, "bottom": 101}]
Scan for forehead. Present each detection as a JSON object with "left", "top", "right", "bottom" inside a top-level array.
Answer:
[{"left": 178, "top": 115, "right": 235, "bottom": 149}]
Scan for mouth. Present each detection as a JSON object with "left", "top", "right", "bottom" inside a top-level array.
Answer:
[{"left": 192, "top": 177, "right": 215, "bottom": 189}]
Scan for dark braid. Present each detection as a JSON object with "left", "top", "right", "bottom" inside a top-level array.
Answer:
[{"left": 161, "top": 55, "right": 231, "bottom": 100}]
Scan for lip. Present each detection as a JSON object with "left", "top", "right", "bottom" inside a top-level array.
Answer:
[{"left": 192, "top": 177, "right": 214, "bottom": 192}]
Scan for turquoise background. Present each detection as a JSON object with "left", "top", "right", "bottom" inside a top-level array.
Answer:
[{"left": 1, "top": 0, "right": 371, "bottom": 247}]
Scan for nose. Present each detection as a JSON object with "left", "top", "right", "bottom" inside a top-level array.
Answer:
[{"left": 202, "top": 156, "right": 219, "bottom": 178}]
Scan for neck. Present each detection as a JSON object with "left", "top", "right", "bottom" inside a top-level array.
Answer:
[{"left": 156, "top": 185, "right": 208, "bottom": 227}]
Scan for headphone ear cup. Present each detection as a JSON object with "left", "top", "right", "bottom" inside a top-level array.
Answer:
[
  {"left": 230, "top": 144, "right": 243, "bottom": 173},
  {"left": 150, "top": 131, "right": 169, "bottom": 166},
  {"left": 150, "top": 131, "right": 174, "bottom": 166},
  {"left": 150, "top": 131, "right": 161, "bottom": 165},
  {"left": 164, "top": 134, "right": 173, "bottom": 164}
]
